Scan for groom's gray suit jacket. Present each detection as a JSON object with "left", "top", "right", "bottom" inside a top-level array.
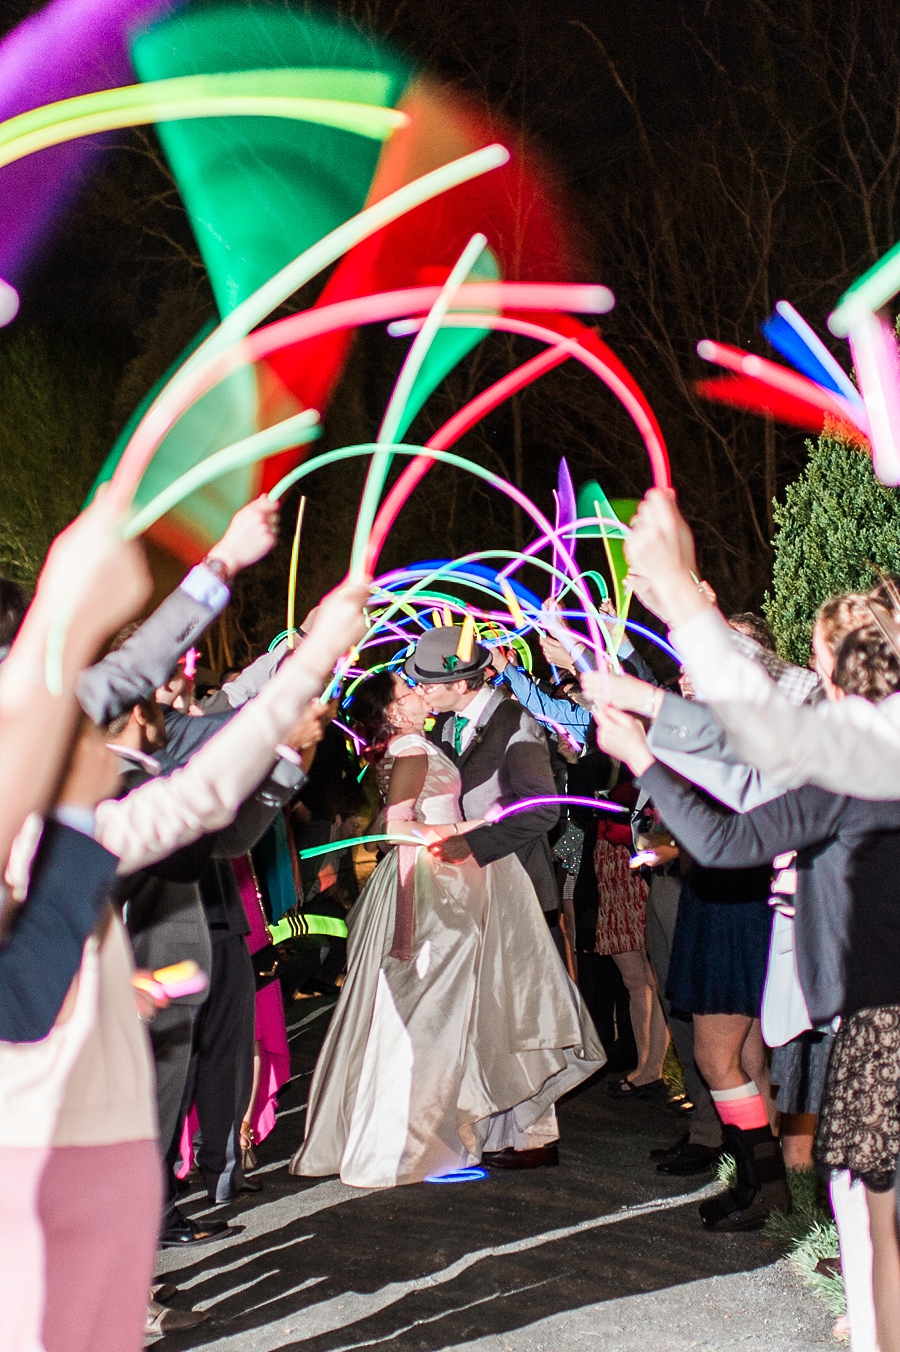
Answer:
[{"left": 432, "top": 690, "right": 560, "bottom": 913}]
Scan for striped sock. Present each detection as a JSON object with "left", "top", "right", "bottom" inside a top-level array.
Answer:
[{"left": 710, "top": 1081, "right": 770, "bottom": 1131}]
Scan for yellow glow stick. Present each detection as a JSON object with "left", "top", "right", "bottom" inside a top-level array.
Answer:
[
  {"left": 286, "top": 496, "right": 307, "bottom": 650},
  {"left": 500, "top": 578, "right": 527, "bottom": 630},
  {"left": 431, "top": 609, "right": 443, "bottom": 627},
  {"left": 456, "top": 613, "right": 476, "bottom": 662}
]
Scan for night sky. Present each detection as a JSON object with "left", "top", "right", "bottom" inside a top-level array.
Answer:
[{"left": 1, "top": 0, "right": 897, "bottom": 650}]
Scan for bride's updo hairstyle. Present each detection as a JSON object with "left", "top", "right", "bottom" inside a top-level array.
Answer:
[{"left": 350, "top": 670, "right": 400, "bottom": 761}]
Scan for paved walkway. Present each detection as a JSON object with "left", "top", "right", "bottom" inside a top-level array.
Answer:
[{"left": 153, "top": 996, "right": 834, "bottom": 1352}]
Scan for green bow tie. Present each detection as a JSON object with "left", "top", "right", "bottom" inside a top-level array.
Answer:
[{"left": 452, "top": 714, "right": 469, "bottom": 755}]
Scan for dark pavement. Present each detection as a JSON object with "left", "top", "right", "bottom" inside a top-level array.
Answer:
[{"left": 153, "top": 996, "right": 833, "bottom": 1352}]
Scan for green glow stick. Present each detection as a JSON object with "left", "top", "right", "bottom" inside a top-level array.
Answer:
[
  {"left": 122, "top": 411, "right": 320, "bottom": 538},
  {"left": 350, "top": 234, "right": 488, "bottom": 579},
  {"left": 182, "top": 146, "right": 508, "bottom": 378},
  {"left": 829, "top": 238, "right": 900, "bottom": 337},
  {"left": 298, "top": 831, "right": 426, "bottom": 859},
  {"left": 116, "top": 145, "right": 508, "bottom": 506},
  {"left": 0, "top": 69, "right": 406, "bottom": 169},
  {"left": 286, "top": 496, "right": 307, "bottom": 650},
  {"left": 268, "top": 911, "right": 348, "bottom": 941}
]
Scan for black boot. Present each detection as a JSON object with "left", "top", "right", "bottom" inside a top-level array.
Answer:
[{"left": 699, "top": 1123, "right": 792, "bottom": 1232}]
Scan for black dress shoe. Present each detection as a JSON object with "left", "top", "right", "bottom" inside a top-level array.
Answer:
[
  {"left": 656, "top": 1142, "right": 722, "bottom": 1176},
  {"left": 239, "top": 1176, "right": 263, "bottom": 1194},
  {"left": 649, "top": 1132, "right": 690, "bottom": 1161},
  {"left": 482, "top": 1144, "right": 559, "bottom": 1170},
  {"left": 160, "top": 1216, "right": 243, "bottom": 1247}
]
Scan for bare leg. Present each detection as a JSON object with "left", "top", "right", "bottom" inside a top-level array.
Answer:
[
  {"left": 612, "top": 949, "right": 669, "bottom": 1085},
  {"left": 740, "top": 1018, "right": 778, "bottom": 1129},
  {"left": 867, "top": 1184, "right": 900, "bottom": 1352},
  {"left": 781, "top": 1114, "right": 816, "bottom": 1171},
  {"left": 241, "top": 1039, "right": 262, "bottom": 1168},
  {"left": 693, "top": 1013, "right": 755, "bottom": 1091}
]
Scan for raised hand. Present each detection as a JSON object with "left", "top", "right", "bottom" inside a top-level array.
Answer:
[
  {"left": 593, "top": 704, "right": 655, "bottom": 776},
  {"left": 207, "top": 495, "right": 280, "bottom": 577},
  {"left": 298, "top": 578, "right": 371, "bottom": 683}
]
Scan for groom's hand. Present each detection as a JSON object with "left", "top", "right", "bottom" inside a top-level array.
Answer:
[{"left": 431, "top": 835, "right": 473, "bottom": 863}]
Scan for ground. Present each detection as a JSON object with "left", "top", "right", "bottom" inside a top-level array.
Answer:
[{"left": 153, "top": 995, "right": 835, "bottom": 1352}]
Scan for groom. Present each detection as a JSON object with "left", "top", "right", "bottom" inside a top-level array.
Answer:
[{"left": 405, "top": 626, "right": 567, "bottom": 1169}]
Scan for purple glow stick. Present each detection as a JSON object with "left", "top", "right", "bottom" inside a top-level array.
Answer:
[
  {"left": 551, "top": 459, "right": 577, "bottom": 598},
  {"left": 486, "top": 795, "right": 626, "bottom": 822},
  {"left": 0, "top": 0, "right": 175, "bottom": 286}
]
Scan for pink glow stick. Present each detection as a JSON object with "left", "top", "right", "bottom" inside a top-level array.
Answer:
[
  {"left": 847, "top": 312, "right": 900, "bottom": 484},
  {"left": 385, "top": 313, "right": 671, "bottom": 490},
  {"left": 109, "top": 283, "right": 611, "bottom": 506},
  {"left": 696, "top": 339, "right": 867, "bottom": 434},
  {"left": 363, "top": 344, "right": 570, "bottom": 572}
]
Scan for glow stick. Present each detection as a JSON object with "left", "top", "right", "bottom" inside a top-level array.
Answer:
[
  {"left": 456, "top": 613, "right": 476, "bottom": 661},
  {"left": 297, "top": 798, "right": 627, "bottom": 860},
  {"left": 109, "top": 145, "right": 512, "bottom": 508},
  {"left": 387, "top": 313, "right": 670, "bottom": 490},
  {"left": 431, "top": 609, "right": 443, "bottom": 628},
  {"left": 182, "top": 648, "right": 199, "bottom": 680},
  {"left": 268, "top": 442, "right": 605, "bottom": 659},
  {"left": 695, "top": 339, "right": 866, "bottom": 433},
  {"left": 132, "top": 959, "right": 209, "bottom": 1000},
  {"left": 286, "top": 496, "right": 307, "bottom": 650},
  {"left": 443, "top": 607, "right": 454, "bottom": 626},
  {"left": 487, "top": 796, "right": 627, "bottom": 821},
  {"left": 298, "top": 831, "right": 431, "bottom": 859},
  {"left": 0, "top": 71, "right": 408, "bottom": 170},
  {"left": 500, "top": 578, "right": 527, "bottom": 629},
  {"left": 365, "top": 344, "right": 571, "bottom": 573},
  {"left": 122, "top": 410, "right": 320, "bottom": 538},
  {"left": 846, "top": 312, "right": 900, "bottom": 485},
  {"left": 0, "top": 276, "right": 19, "bottom": 326},
  {"left": 770, "top": 301, "right": 864, "bottom": 409},
  {"left": 351, "top": 234, "right": 488, "bottom": 578},
  {"left": 127, "top": 284, "right": 600, "bottom": 516},
  {"left": 829, "top": 239, "right": 900, "bottom": 337}
]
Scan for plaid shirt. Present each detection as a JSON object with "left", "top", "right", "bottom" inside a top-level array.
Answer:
[{"left": 729, "top": 633, "right": 820, "bottom": 707}]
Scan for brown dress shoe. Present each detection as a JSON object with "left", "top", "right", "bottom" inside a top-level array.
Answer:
[{"left": 482, "top": 1144, "right": 559, "bottom": 1170}]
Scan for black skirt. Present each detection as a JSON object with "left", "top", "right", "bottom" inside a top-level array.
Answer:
[{"left": 666, "top": 864, "right": 773, "bottom": 1017}]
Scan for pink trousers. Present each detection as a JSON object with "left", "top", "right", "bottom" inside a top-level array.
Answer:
[
  {"left": 0, "top": 1145, "right": 51, "bottom": 1352},
  {"left": 38, "top": 1140, "right": 161, "bottom": 1352}
]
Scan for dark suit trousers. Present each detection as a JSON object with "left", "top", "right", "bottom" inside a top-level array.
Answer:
[
  {"left": 177, "top": 932, "right": 256, "bottom": 1203},
  {"left": 150, "top": 1003, "right": 196, "bottom": 1227}
]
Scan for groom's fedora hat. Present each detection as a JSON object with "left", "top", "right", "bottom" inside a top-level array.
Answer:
[{"left": 403, "top": 626, "right": 491, "bottom": 685}]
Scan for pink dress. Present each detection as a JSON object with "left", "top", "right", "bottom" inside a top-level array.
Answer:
[
  {"left": 177, "top": 858, "right": 290, "bottom": 1175},
  {"left": 232, "top": 855, "right": 291, "bottom": 1144}
]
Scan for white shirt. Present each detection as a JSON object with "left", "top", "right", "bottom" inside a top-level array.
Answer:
[
  {"left": 454, "top": 685, "right": 494, "bottom": 753},
  {"left": 671, "top": 607, "right": 900, "bottom": 799}
]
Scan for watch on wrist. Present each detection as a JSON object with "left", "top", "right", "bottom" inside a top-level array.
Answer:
[{"left": 202, "top": 555, "right": 232, "bottom": 584}]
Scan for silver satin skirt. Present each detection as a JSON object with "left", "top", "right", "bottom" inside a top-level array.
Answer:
[{"left": 290, "top": 846, "right": 606, "bottom": 1187}]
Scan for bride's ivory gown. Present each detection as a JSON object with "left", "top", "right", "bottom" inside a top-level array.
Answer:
[{"left": 290, "top": 733, "right": 606, "bottom": 1187}]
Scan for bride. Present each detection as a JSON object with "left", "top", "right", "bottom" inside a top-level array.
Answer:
[{"left": 290, "top": 671, "right": 604, "bottom": 1188}]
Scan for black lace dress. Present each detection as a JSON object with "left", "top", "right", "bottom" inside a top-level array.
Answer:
[{"left": 815, "top": 1005, "right": 900, "bottom": 1191}]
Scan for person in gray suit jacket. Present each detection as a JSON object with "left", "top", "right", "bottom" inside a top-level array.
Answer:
[{"left": 404, "top": 626, "right": 561, "bottom": 918}]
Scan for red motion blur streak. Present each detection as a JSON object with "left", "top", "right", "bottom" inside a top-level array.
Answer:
[
  {"left": 363, "top": 312, "right": 671, "bottom": 573},
  {"left": 696, "top": 340, "right": 866, "bottom": 431},
  {"left": 363, "top": 344, "right": 570, "bottom": 574},
  {"left": 695, "top": 375, "right": 864, "bottom": 441}
]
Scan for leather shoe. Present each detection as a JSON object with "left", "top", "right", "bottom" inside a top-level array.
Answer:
[
  {"left": 150, "top": 1282, "right": 178, "bottom": 1303},
  {"left": 239, "top": 1176, "right": 263, "bottom": 1194},
  {"left": 649, "top": 1132, "right": 689, "bottom": 1161},
  {"left": 145, "top": 1299, "right": 208, "bottom": 1335},
  {"left": 656, "top": 1142, "right": 721, "bottom": 1176},
  {"left": 160, "top": 1215, "right": 243, "bottom": 1247},
  {"left": 482, "top": 1144, "right": 559, "bottom": 1170}
]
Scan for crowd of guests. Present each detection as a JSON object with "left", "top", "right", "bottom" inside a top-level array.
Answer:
[{"left": 1, "top": 481, "right": 899, "bottom": 1352}]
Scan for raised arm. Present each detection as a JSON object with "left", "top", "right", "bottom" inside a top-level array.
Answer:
[
  {"left": 95, "top": 579, "right": 368, "bottom": 875},
  {"left": 77, "top": 496, "right": 279, "bottom": 725},
  {"left": 0, "top": 494, "right": 151, "bottom": 866}
]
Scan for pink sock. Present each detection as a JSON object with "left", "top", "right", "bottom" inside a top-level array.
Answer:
[{"left": 711, "top": 1082, "right": 770, "bottom": 1130}]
